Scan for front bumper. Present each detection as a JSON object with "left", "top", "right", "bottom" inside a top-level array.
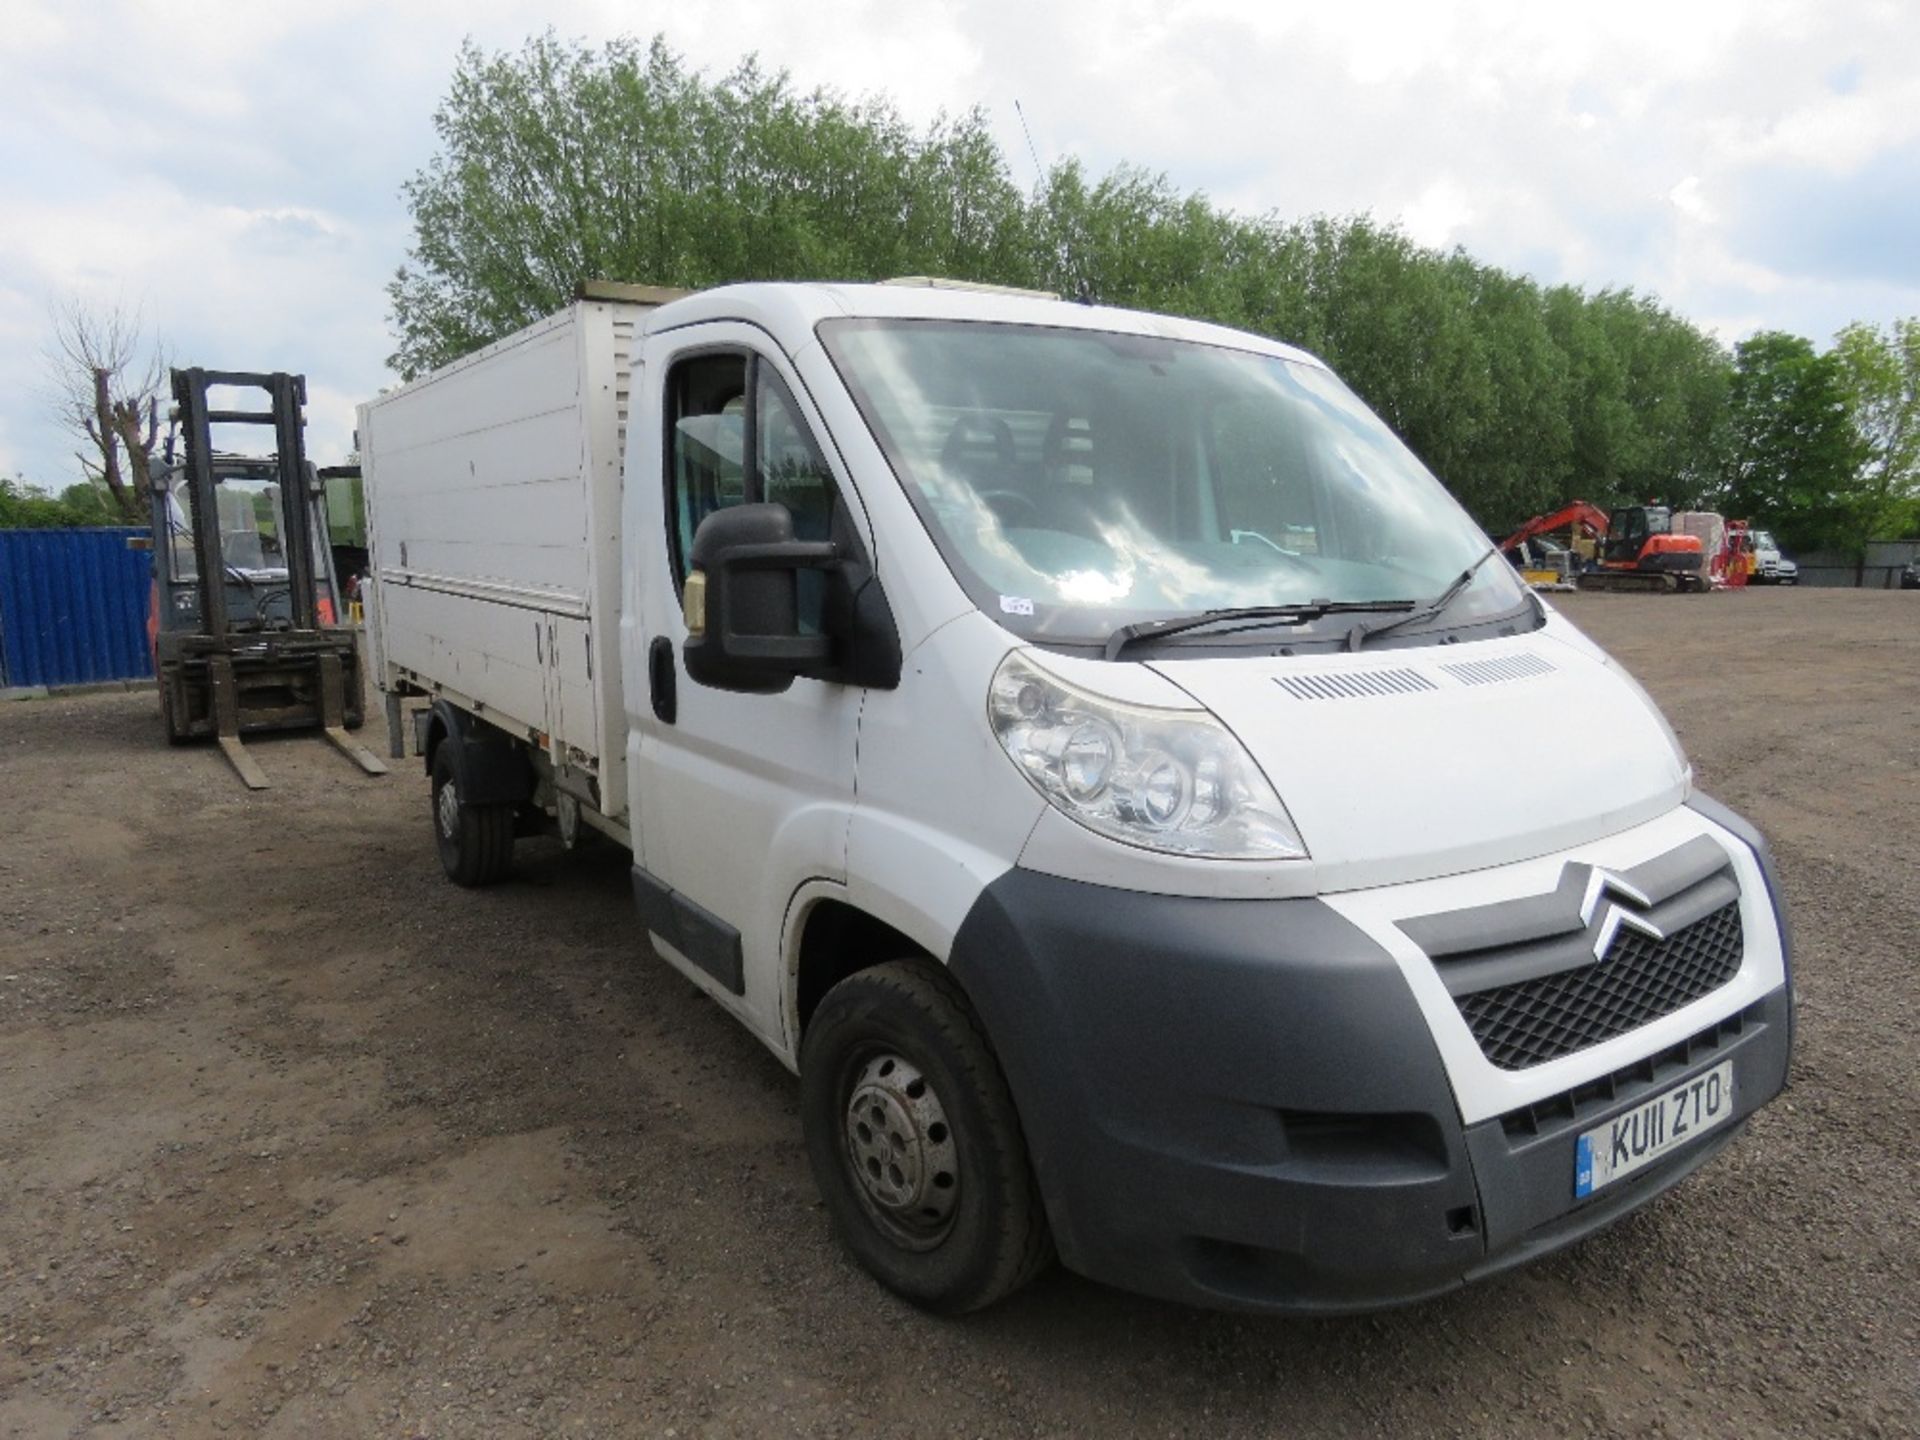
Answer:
[{"left": 947, "top": 796, "right": 1793, "bottom": 1314}]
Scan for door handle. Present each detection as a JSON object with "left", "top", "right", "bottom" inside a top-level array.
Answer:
[{"left": 648, "top": 636, "right": 677, "bottom": 724}]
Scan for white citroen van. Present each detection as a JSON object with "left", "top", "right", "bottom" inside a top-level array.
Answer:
[{"left": 359, "top": 279, "right": 1794, "bottom": 1314}]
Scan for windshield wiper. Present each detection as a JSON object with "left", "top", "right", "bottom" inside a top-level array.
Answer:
[
  {"left": 1347, "top": 547, "right": 1501, "bottom": 652},
  {"left": 1103, "top": 599, "right": 1416, "bottom": 662}
]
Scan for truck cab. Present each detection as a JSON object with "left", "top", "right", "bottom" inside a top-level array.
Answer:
[{"left": 361, "top": 281, "right": 1793, "bottom": 1315}]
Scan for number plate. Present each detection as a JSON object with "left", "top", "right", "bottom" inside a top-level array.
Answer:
[{"left": 1574, "top": 1060, "right": 1735, "bottom": 1198}]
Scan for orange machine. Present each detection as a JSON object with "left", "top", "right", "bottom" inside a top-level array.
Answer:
[
  {"left": 1715, "top": 520, "right": 1754, "bottom": 589},
  {"left": 1671, "top": 511, "right": 1757, "bottom": 589},
  {"left": 1501, "top": 502, "right": 1707, "bottom": 593}
]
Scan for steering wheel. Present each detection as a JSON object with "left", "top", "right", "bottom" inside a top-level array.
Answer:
[
  {"left": 1229, "top": 529, "right": 1321, "bottom": 573},
  {"left": 250, "top": 584, "right": 292, "bottom": 626},
  {"left": 978, "top": 490, "right": 1040, "bottom": 528}
]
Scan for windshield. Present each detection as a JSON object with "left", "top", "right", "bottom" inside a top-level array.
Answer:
[
  {"left": 164, "top": 471, "right": 293, "bottom": 582},
  {"left": 819, "top": 319, "right": 1525, "bottom": 646}
]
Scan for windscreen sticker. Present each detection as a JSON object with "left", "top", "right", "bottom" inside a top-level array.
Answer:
[{"left": 999, "top": 595, "right": 1035, "bottom": 616}]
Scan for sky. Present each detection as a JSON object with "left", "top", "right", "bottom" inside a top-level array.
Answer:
[{"left": 4, "top": 0, "right": 1918, "bottom": 490}]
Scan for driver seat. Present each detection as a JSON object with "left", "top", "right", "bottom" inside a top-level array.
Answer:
[{"left": 939, "top": 413, "right": 1024, "bottom": 526}]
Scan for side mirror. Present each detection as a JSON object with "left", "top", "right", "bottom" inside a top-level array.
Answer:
[{"left": 682, "top": 503, "right": 836, "bottom": 694}]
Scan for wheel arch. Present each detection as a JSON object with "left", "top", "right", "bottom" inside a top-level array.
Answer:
[
  {"left": 425, "top": 699, "right": 534, "bottom": 806},
  {"left": 789, "top": 892, "right": 943, "bottom": 1046},
  {"left": 421, "top": 702, "right": 454, "bottom": 776}
]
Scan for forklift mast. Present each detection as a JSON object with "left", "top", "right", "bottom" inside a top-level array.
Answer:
[{"left": 174, "top": 368, "right": 322, "bottom": 637}]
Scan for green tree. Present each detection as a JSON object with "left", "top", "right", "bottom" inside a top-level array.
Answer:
[
  {"left": 1021, "top": 161, "right": 1244, "bottom": 319},
  {"left": 1830, "top": 318, "right": 1920, "bottom": 544},
  {"left": 57, "top": 482, "right": 114, "bottom": 523},
  {"left": 1592, "top": 292, "right": 1731, "bottom": 510},
  {"left": 1722, "top": 332, "right": 1866, "bottom": 550},
  {"left": 390, "top": 34, "right": 1027, "bottom": 378},
  {"left": 1446, "top": 259, "right": 1572, "bottom": 530},
  {"left": 1541, "top": 287, "right": 1730, "bottom": 517},
  {"left": 389, "top": 31, "right": 1779, "bottom": 542},
  {"left": 0, "top": 476, "right": 125, "bottom": 528}
]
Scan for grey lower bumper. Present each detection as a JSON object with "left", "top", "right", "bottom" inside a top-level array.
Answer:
[{"left": 948, "top": 810, "right": 1792, "bottom": 1314}]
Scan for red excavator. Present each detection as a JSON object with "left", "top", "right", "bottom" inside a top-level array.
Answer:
[{"left": 1500, "top": 501, "right": 1707, "bottom": 594}]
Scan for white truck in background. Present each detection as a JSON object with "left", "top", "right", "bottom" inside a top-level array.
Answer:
[
  {"left": 1749, "top": 529, "right": 1799, "bottom": 585},
  {"left": 359, "top": 278, "right": 1793, "bottom": 1315}
]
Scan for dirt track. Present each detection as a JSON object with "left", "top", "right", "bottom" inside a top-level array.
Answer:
[{"left": 1, "top": 589, "right": 1916, "bottom": 1438}]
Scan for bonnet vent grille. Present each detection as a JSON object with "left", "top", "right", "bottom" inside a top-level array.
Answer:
[
  {"left": 1440, "top": 652, "right": 1557, "bottom": 686},
  {"left": 1275, "top": 668, "right": 1438, "bottom": 701}
]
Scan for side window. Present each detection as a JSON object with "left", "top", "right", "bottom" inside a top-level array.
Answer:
[
  {"left": 165, "top": 484, "right": 199, "bottom": 582},
  {"left": 667, "top": 353, "right": 748, "bottom": 582},
  {"left": 757, "top": 378, "right": 835, "bottom": 545},
  {"left": 664, "top": 351, "right": 840, "bottom": 630}
]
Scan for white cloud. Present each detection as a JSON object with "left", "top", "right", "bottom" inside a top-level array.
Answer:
[
  {"left": 1668, "top": 176, "right": 1714, "bottom": 224},
  {"left": 2, "top": 0, "right": 1919, "bottom": 488},
  {"left": 1718, "top": 76, "right": 1920, "bottom": 172},
  {"left": 1401, "top": 179, "right": 1478, "bottom": 249}
]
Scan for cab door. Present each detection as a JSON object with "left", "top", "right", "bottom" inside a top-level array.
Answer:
[
  {"left": 1606, "top": 507, "right": 1649, "bottom": 564},
  {"left": 624, "top": 323, "right": 865, "bottom": 1050}
]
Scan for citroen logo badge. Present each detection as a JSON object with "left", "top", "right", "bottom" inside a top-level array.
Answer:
[{"left": 1578, "top": 868, "right": 1665, "bottom": 963}]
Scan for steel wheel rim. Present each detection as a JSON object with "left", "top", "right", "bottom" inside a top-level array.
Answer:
[
  {"left": 435, "top": 780, "right": 459, "bottom": 839},
  {"left": 842, "top": 1050, "right": 959, "bottom": 1249}
]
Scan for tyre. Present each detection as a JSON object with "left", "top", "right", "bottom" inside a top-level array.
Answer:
[
  {"left": 158, "top": 684, "right": 188, "bottom": 746},
  {"left": 800, "top": 960, "right": 1053, "bottom": 1314},
  {"left": 429, "top": 742, "right": 514, "bottom": 887}
]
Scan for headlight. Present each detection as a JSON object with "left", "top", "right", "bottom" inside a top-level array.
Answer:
[{"left": 988, "top": 650, "right": 1308, "bottom": 860}]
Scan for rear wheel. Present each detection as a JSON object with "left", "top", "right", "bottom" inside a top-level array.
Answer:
[
  {"left": 158, "top": 682, "right": 188, "bottom": 746},
  {"left": 429, "top": 743, "right": 514, "bottom": 887},
  {"left": 800, "top": 960, "right": 1053, "bottom": 1313}
]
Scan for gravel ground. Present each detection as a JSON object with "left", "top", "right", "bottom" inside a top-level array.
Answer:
[{"left": 0, "top": 587, "right": 1915, "bottom": 1438}]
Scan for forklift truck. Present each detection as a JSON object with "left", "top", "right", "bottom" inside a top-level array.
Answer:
[{"left": 147, "top": 367, "right": 387, "bottom": 789}]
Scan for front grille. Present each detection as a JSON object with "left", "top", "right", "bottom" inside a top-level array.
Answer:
[
  {"left": 1498, "top": 1001, "right": 1763, "bottom": 1141},
  {"left": 1457, "top": 901, "right": 1744, "bottom": 1070}
]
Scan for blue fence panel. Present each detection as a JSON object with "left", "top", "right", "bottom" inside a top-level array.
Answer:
[{"left": 0, "top": 528, "right": 154, "bottom": 689}]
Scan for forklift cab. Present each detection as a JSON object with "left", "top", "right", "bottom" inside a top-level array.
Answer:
[{"left": 150, "top": 454, "right": 341, "bottom": 644}]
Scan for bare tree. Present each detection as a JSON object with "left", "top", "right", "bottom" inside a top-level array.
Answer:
[{"left": 46, "top": 299, "right": 166, "bottom": 523}]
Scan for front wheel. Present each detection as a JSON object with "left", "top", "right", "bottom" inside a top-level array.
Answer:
[
  {"left": 800, "top": 961, "right": 1053, "bottom": 1314},
  {"left": 429, "top": 743, "right": 514, "bottom": 887}
]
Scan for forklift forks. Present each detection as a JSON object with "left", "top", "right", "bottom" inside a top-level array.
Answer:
[{"left": 204, "top": 650, "right": 388, "bottom": 790}]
